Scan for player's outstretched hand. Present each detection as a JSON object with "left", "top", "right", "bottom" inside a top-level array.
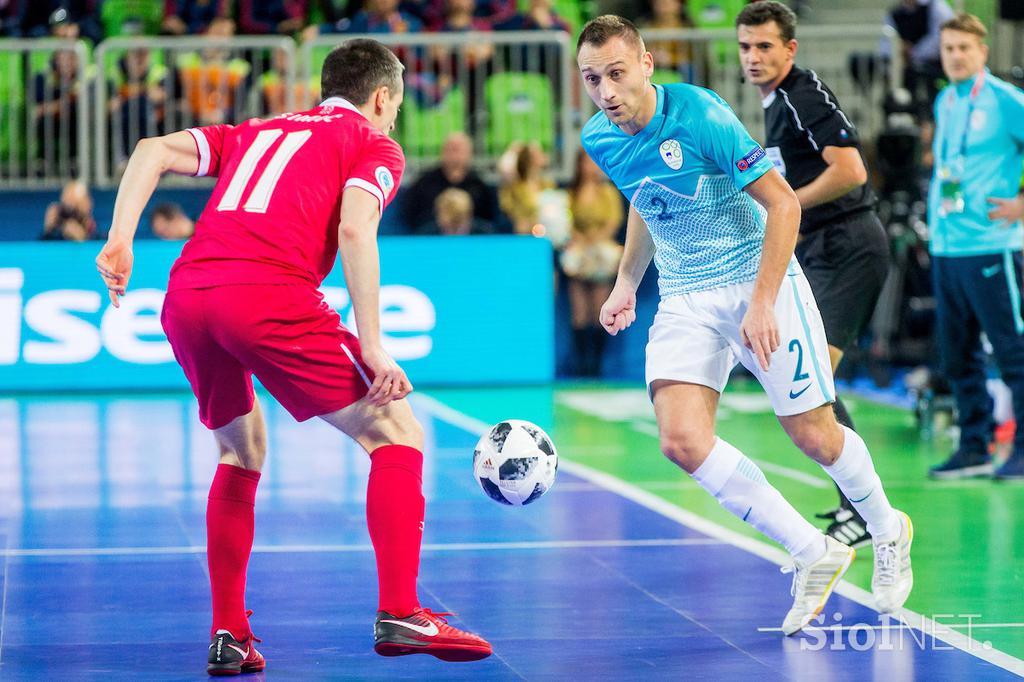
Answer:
[
  {"left": 599, "top": 283, "right": 637, "bottom": 336},
  {"left": 740, "top": 301, "right": 780, "bottom": 371},
  {"left": 96, "top": 239, "right": 134, "bottom": 308},
  {"left": 362, "top": 344, "right": 413, "bottom": 406}
]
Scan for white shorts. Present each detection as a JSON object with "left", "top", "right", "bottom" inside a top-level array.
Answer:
[{"left": 645, "top": 270, "right": 835, "bottom": 417}]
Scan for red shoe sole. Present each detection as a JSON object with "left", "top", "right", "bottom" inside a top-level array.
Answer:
[{"left": 374, "top": 641, "right": 492, "bottom": 662}]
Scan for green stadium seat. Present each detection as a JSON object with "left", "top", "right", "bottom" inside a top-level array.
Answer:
[
  {"left": 395, "top": 87, "right": 466, "bottom": 158},
  {"left": 484, "top": 72, "right": 554, "bottom": 155},
  {"left": 0, "top": 49, "right": 26, "bottom": 166},
  {"left": 652, "top": 67, "right": 684, "bottom": 85},
  {"left": 101, "top": 0, "right": 165, "bottom": 37}
]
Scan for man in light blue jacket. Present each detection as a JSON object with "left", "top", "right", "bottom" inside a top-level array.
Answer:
[{"left": 928, "top": 13, "right": 1024, "bottom": 480}]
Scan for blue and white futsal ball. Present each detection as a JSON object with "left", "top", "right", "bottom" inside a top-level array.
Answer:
[{"left": 473, "top": 420, "right": 558, "bottom": 506}]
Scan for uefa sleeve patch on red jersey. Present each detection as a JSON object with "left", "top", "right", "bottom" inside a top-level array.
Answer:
[{"left": 374, "top": 166, "right": 395, "bottom": 197}]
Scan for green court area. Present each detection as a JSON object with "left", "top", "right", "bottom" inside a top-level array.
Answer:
[{"left": 427, "top": 381, "right": 1024, "bottom": 659}]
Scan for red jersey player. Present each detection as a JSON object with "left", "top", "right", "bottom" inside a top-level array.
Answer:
[{"left": 95, "top": 39, "right": 492, "bottom": 674}]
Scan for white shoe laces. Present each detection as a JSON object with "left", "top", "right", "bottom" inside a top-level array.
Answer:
[
  {"left": 874, "top": 541, "right": 898, "bottom": 586},
  {"left": 781, "top": 564, "right": 805, "bottom": 598}
]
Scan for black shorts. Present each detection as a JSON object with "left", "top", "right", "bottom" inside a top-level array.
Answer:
[{"left": 795, "top": 211, "right": 890, "bottom": 351}]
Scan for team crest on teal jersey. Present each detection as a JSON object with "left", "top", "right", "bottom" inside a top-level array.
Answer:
[{"left": 659, "top": 139, "right": 683, "bottom": 170}]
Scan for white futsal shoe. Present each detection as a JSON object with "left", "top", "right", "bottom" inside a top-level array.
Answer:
[
  {"left": 781, "top": 536, "right": 855, "bottom": 635},
  {"left": 872, "top": 510, "right": 914, "bottom": 614}
]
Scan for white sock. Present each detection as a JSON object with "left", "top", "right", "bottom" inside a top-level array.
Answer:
[
  {"left": 822, "top": 426, "right": 900, "bottom": 542},
  {"left": 692, "top": 438, "right": 825, "bottom": 567}
]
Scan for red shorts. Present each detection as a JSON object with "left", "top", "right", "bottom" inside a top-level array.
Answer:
[{"left": 161, "top": 284, "right": 373, "bottom": 430}]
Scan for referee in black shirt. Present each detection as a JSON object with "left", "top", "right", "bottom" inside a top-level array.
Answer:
[{"left": 736, "top": 1, "right": 891, "bottom": 548}]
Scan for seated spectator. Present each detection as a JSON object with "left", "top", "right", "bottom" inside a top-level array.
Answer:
[
  {"left": 111, "top": 46, "right": 167, "bottom": 164},
  {"left": 638, "top": 0, "right": 695, "bottom": 79},
  {"left": 346, "top": 0, "right": 423, "bottom": 33},
  {"left": 498, "top": 141, "right": 553, "bottom": 235},
  {"left": 238, "top": 0, "right": 307, "bottom": 34},
  {"left": 175, "top": 17, "right": 251, "bottom": 125},
  {"left": 493, "top": 0, "right": 569, "bottom": 32},
  {"left": 33, "top": 33, "right": 81, "bottom": 176},
  {"left": 403, "top": 132, "right": 499, "bottom": 232},
  {"left": 151, "top": 202, "right": 194, "bottom": 240},
  {"left": 261, "top": 46, "right": 314, "bottom": 113},
  {"left": 434, "top": 0, "right": 490, "bottom": 30},
  {"left": 42, "top": 180, "right": 95, "bottom": 241},
  {"left": 11, "top": 2, "right": 101, "bottom": 43},
  {"left": 884, "top": 0, "right": 954, "bottom": 112},
  {"left": 421, "top": 188, "right": 494, "bottom": 235},
  {"left": 561, "top": 149, "right": 623, "bottom": 376},
  {"left": 162, "top": 0, "right": 230, "bottom": 35}
]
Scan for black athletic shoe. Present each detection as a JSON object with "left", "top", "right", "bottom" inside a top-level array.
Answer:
[
  {"left": 929, "top": 450, "right": 993, "bottom": 479},
  {"left": 207, "top": 628, "right": 265, "bottom": 676},
  {"left": 821, "top": 506, "right": 872, "bottom": 548}
]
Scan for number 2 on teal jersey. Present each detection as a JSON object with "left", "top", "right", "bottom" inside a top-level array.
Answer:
[{"left": 789, "top": 339, "right": 809, "bottom": 382}]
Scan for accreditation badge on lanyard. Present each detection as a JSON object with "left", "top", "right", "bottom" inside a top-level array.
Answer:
[{"left": 938, "top": 72, "right": 985, "bottom": 217}]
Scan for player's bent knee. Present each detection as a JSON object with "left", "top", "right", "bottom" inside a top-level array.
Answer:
[
  {"left": 659, "top": 431, "right": 711, "bottom": 473},
  {"left": 364, "top": 404, "right": 424, "bottom": 452},
  {"left": 789, "top": 424, "right": 840, "bottom": 465}
]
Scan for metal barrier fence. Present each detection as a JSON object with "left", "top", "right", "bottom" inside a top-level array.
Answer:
[
  {"left": 0, "top": 26, "right": 898, "bottom": 189},
  {"left": 0, "top": 39, "right": 90, "bottom": 188},
  {"left": 303, "top": 31, "right": 575, "bottom": 180},
  {"left": 93, "top": 36, "right": 296, "bottom": 186}
]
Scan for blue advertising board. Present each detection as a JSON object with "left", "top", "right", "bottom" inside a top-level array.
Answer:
[{"left": 0, "top": 237, "right": 553, "bottom": 390}]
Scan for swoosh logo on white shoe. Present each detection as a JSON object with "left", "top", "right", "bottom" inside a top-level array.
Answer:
[{"left": 380, "top": 619, "right": 439, "bottom": 636}]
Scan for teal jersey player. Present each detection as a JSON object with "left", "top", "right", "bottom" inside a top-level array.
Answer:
[
  {"left": 929, "top": 69, "right": 1024, "bottom": 256},
  {"left": 575, "top": 14, "right": 914, "bottom": 636},
  {"left": 582, "top": 83, "right": 776, "bottom": 296}
]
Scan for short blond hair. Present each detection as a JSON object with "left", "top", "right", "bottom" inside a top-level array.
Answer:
[
  {"left": 941, "top": 13, "right": 988, "bottom": 41},
  {"left": 435, "top": 188, "right": 473, "bottom": 221}
]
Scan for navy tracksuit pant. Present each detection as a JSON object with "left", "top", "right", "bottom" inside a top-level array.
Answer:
[{"left": 933, "top": 252, "right": 1024, "bottom": 454}]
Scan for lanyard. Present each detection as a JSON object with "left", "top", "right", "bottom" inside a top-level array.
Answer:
[{"left": 941, "top": 71, "right": 986, "bottom": 166}]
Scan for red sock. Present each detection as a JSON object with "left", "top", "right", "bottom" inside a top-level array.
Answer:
[
  {"left": 207, "top": 463, "right": 261, "bottom": 639},
  {"left": 366, "top": 445, "right": 424, "bottom": 617}
]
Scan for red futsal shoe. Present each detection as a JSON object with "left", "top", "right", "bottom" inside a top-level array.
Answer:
[
  {"left": 207, "top": 629, "right": 265, "bottom": 676},
  {"left": 374, "top": 608, "right": 492, "bottom": 662}
]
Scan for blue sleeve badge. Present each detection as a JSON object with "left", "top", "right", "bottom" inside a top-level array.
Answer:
[{"left": 736, "top": 146, "right": 765, "bottom": 171}]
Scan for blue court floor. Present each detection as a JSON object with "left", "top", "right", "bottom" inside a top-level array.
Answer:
[{"left": 0, "top": 393, "right": 1020, "bottom": 680}]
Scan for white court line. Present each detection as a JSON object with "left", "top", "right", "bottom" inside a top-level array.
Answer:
[
  {"left": 412, "top": 393, "right": 1024, "bottom": 677},
  {"left": 0, "top": 520, "right": 10, "bottom": 667},
  {"left": 758, "top": 623, "right": 1024, "bottom": 632},
  {"left": 630, "top": 417, "right": 831, "bottom": 489},
  {"left": 1, "top": 537, "right": 724, "bottom": 559}
]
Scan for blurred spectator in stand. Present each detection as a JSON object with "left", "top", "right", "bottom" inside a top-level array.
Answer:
[
  {"left": 884, "top": 0, "right": 954, "bottom": 115},
  {"left": 498, "top": 141, "right": 554, "bottom": 235},
  {"left": 344, "top": 0, "right": 422, "bottom": 32},
  {"left": 33, "top": 16, "right": 82, "bottom": 177},
  {"left": 111, "top": 46, "right": 167, "bottom": 165},
  {"left": 1, "top": 1, "right": 18, "bottom": 35},
  {"left": 11, "top": 2, "right": 101, "bottom": 43},
  {"left": 151, "top": 202, "right": 195, "bottom": 240},
  {"left": 162, "top": 0, "right": 230, "bottom": 35},
  {"left": 261, "top": 46, "right": 313, "bottom": 113},
  {"left": 42, "top": 180, "right": 95, "bottom": 241},
  {"left": 561, "top": 149, "right": 623, "bottom": 377},
  {"left": 638, "top": 0, "right": 695, "bottom": 81},
  {"left": 493, "top": 0, "right": 569, "bottom": 32},
  {"left": 238, "top": 0, "right": 308, "bottom": 35},
  {"left": 403, "top": 132, "right": 499, "bottom": 232},
  {"left": 421, "top": 188, "right": 494, "bottom": 235},
  {"left": 423, "top": 0, "right": 514, "bottom": 29},
  {"left": 175, "top": 16, "right": 251, "bottom": 125}
]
